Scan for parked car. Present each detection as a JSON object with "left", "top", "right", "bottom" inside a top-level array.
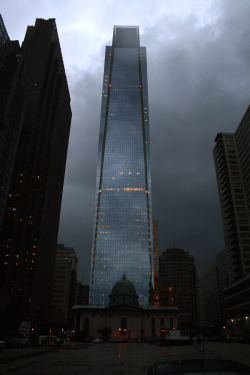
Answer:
[
  {"left": 0, "top": 337, "right": 25, "bottom": 348},
  {"left": 0, "top": 340, "right": 5, "bottom": 351},
  {"left": 212, "top": 335, "right": 223, "bottom": 342},
  {"left": 226, "top": 335, "right": 240, "bottom": 343},
  {"left": 22, "top": 337, "right": 30, "bottom": 345},
  {"left": 240, "top": 335, "right": 250, "bottom": 344},
  {"left": 92, "top": 338, "right": 103, "bottom": 343},
  {"left": 38, "top": 335, "right": 61, "bottom": 346},
  {"left": 108, "top": 338, "right": 120, "bottom": 343},
  {"left": 193, "top": 335, "right": 210, "bottom": 344}
]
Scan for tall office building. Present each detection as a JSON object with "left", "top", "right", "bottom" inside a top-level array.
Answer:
[
  {"left": 213, "top": 105, "right": 250, "bottom": 319},
  {"left": 213, "top": 106, "right": 250, "bottom": 284},
  {"left": 159, "top": 248, "right": 198, "bottom": 326},
  {"left": 0, "top": 19, "right": 71, "bottom": 327},
  {"left": 51, "top": 245, "right": 78, "bottom": 324},
  {"left": 90, "top": 26, "right": 153, "bottom": 306},
  {"left": 199, "top": 250, "right": 227, "bottom": 327}
]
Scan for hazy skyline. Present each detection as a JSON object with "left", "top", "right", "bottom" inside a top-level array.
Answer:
[{"left": 1, "top": 0, "right": 250, "bottom": 283}]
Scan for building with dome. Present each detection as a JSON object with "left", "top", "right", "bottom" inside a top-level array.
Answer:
[
  {"left": 73, "top": 275, "right": 179, "bottom": 341},
  {"left": 109, "top": 274, "right": 139, "bottom": 307}
]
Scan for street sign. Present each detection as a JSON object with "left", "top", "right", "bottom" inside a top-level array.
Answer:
[{"left": 19, "top": 321, "right": 31, "bottom": 335}]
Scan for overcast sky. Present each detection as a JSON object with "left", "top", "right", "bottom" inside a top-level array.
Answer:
[{"left": 1, "top": 0, "right": 250, "bottom": 283}]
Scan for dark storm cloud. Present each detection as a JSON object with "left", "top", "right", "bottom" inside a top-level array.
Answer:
[
  {"left": 142, "top": 2, "right": 250, "bottom": 275},
  {"left": 3, "top": 0, "right": 248, "bottom": 282},
  {"left": 58, "top": 66, "right": 104, "bottom": 274},
  {"left": 59, "top": 1, "right": 250, "bottom": 281}
]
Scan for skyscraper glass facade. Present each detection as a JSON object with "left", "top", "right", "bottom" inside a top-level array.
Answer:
[{"left": 90, "top": 26, "right": 153, "bottom": 306}]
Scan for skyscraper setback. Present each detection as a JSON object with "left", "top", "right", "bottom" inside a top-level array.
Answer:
[
  {"left": 0, "top": 18, "right": 71, "bottom": 325},
  {"left": 90, "top": 26, "right": 153, "bottom": 306}
]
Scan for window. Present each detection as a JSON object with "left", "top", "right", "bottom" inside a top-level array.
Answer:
[
  {"left": 151, "top": 318, "right": 155, "bottom": 336},
  {"left": 170, "top": 317, "right": 174, "bottom": 329},
  {"left": 160, "top": 317, "right": 164, "bottom": 329},
  {"left": 84, "top": 317, "right": 89, "bottom": 335},
  {"left": 121, "top": 317, "right": 127, "bottom": 335}
]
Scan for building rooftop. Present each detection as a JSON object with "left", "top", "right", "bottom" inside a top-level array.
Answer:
[{"left": 112, "top": 26, "right": 140, "bottom": 48}]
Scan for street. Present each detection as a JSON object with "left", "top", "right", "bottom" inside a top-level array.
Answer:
[{"left": 0, "top": 342, "right": 250, "bottom": 374}]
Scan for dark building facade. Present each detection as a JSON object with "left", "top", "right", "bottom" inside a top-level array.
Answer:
[
  {"left": 0, "top": 18, "right": 71, "bottom": 329},
  {"left": 0, "top": 15, "right": 25, "bottom": 232},
  {"left": 213, "top": 105, "right": 250, "bottom": 321},
  {"left": 199, "top": 250, "right": 227, "bottom": 328},
  {"left": 158, "top": 248, "right": 198, "bottom": 327},
  {"left": 153, "top": 220, "right": 159, "bottom": 305},
  {"left": 51, "top": 245, "right": 78, "bottom": 325},
  {"left": 90, "top": 26, "right": 153, "bottom": 306},
  {"left": 75, "top": 282, "right": 89, "bottom": 306}
]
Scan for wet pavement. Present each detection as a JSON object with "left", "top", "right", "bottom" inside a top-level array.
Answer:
[{"left": 0, "top": 341, "right": 249, "bottom": 374}]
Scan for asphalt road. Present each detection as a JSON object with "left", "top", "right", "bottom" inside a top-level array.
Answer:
[{"left": 0, "top": 342, "right": 249, "bottom": 374}]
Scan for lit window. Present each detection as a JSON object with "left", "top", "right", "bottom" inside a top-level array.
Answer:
[{"left": 124, "top": 187, "right": 144, "bottom": 191}]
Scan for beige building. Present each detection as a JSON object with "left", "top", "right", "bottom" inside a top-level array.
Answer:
[{"left": 73, "top": 275, "right": 179, "bottom": 340}]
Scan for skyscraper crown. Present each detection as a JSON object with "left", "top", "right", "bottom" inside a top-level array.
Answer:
[{"left": 112, "top": 26, "right": 140, "bottom": 48}]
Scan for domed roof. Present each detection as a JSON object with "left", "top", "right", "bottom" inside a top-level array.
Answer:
[{"left": 109, "top": 274, "right": 139, "bottom": 306}]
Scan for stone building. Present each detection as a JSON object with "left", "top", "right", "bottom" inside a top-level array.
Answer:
[{"left": 73, "top": 275, "right": 179, "bottom": 341}]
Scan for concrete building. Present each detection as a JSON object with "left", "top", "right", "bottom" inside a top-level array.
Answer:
[
  {"left": 223, "top": 274, "right": 250, "bottom": 334},
  {"left": 75, "top": 282, "right": 89, "bottom": 306},
  {"left": 213, "top": 105, "right": 250, "bottom": 321},
  {"left": 50, "top": 245, "right": 78, "bottom": 324},
  {"left": 158, "top": 248, "right": 198, "bottom": 327},
  {"left": 0, "top": 18, "right": 71, "bottom": 329},
  {"left": 56, "top": 244, "right": 78, "bottom": 273},
  {"left": 199, "top": 250, "right": 228, "bottom": 328},
  {"left": 199, "top": 261, "right": 222, "bottom": 327}
]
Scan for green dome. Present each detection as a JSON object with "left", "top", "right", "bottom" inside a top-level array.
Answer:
[{"left": 109, "top": 274, "right": 139, "bottom": 306}]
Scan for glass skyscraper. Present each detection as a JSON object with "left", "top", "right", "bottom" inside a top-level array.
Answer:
[{"left": 90, "top": 26, "right": 153, "bottom": 306}]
